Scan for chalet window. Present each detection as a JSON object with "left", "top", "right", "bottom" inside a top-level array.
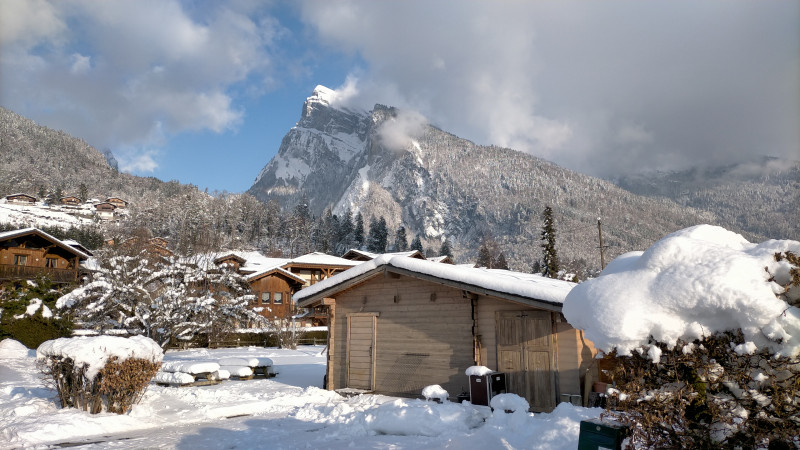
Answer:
[
  {"left": 45, "top": 258, "right": 58, "bottom": 268},
  {"left": 261, "top": 292, "right": 270, "bottom": 305},
  {"left": 13, "top": 255, "right": 27, "bottom": 266},
  {"left": 273, "top": 292, "right": 283, "bottom": 304}
]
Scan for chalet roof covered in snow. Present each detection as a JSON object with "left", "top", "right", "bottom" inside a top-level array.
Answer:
[
  {"left": 341, "top": 248, "right": 425, "bottom": 261},
  {"left": 0, "top": 227, "right": 90, "bottom": 260},
  {"left": 295, "top": 255, "right": 575, "bottom": 311}
]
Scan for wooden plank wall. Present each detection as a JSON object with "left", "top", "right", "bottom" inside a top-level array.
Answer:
[{"left": 331, "top": 274, "right": 474, "bottom": 398}]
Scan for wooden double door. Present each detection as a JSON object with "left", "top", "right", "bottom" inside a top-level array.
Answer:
[{"left": 496, "top": 310, "right": 556, "bottom": 411}]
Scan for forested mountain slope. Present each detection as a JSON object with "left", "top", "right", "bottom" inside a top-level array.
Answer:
[{"left": 616, "top": 158, "right": 799, "bottom": 241}]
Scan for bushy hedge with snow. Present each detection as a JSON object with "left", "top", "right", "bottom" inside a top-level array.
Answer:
[
  {"left": 0, "top": 276, "right": 74, "bottom": 348},
  {"left": 37, "top": 336, "right": 163, "bottom": 414}
]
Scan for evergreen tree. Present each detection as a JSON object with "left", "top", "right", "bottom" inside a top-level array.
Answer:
[
  {"left": 353, "top": 212, "right": 365, "bottom": 249},
  {"left": 476, "top": 243, "right": 492, "bottom": 268},
  {"left": 289, "top": 195, "right": 312, "bottom": 256},
  {"left": 394, "top": 225, "right": 408, "bottom": 252},
  {"left": 366, "top": 216, "right": 388, "bottom": 253},
  {"left": 439, "top": 238, "right": 454, "bottom": 258},
  {"left": 495, "top": 252, "right": 509, "bottom": 270},
  {"left": 337, "top": 208, "right": 354, "bottom": 254},
  {"left": 410, "top": 235, "right": 424, "bottom": 253},
  {"left": 78, "top": 183, "right": 88, "bottom": 202},
  {"left": 540, "top": 205, "right": 560, "bottom": 278}
]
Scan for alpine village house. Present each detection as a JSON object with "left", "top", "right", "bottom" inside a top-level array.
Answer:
[{"left": 0, "top": 228, "right": 91, "bottom": 284}]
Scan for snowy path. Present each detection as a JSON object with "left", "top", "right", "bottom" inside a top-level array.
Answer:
[{"left": 1, "top": 342, "right": 603, "bottom": 449}]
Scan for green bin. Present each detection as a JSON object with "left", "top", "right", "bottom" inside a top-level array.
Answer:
[{"left": 577, "top": 418, "right": 628, "bottom": 450}]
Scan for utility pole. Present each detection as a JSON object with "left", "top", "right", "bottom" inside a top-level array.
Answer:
[{"left": 597, "top": 218, "right": 606, "bottom": 270}]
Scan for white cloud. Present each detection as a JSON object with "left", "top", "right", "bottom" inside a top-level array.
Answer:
[
  {"left": 0, "top": 0, "right": 277, "bottom": 171},
  {"left": 377, "top": 109, "right": 428, "bottom": 151},
  {"left": 69, "top": 53, "right": 91, "bottom": 75},
  {"left": 117, "top": 147, "right": 159, "bottom": 173},
  {"left": 300, "top": 0, "right": 800, "bottom": 175},
  {"left": 0, "top": 0, "right": 65, "bottom": 47}
]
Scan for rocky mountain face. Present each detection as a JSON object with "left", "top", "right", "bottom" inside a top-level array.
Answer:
[{"left": 248, "top": 86, "right": 787, "bottom": 273}]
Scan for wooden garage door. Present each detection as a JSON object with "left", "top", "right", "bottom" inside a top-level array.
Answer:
[
  {"left": 347, "top": 314, "right": 377, "bottom": 390},
  {"left": 496, "top": 310, "right": 555, "bottom": 411}
]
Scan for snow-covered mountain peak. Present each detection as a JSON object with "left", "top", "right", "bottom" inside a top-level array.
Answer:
[{"left": 310, "top": 85, "right": 336, "bottom": 105}]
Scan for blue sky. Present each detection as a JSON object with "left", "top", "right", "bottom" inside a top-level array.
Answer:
[{"left": 1, "top": 1, "right": 798, "bottom": 193}]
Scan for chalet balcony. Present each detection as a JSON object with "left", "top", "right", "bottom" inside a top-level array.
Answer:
[{"left": 0, "top": 264, "right": 78, "bottom": 283}]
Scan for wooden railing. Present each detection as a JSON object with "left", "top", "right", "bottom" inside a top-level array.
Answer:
[{"left": 0, "top": 264, "right": 77, "bottom": 283}]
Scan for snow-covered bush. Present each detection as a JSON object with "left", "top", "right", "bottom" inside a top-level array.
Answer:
[
  {"left": 563, "top": 226, "right": 800, "bottom": 448},
  {"left": 37, "top": 335, "right": 163, "bottom": 414}
]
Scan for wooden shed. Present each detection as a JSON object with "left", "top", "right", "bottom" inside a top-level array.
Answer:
[{"left": 295, "top": 256, "right": 598, "bottom": 412}]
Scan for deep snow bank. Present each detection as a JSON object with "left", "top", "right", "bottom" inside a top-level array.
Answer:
[{"left": 563, "top": 225, "right": 800, "bottom": 360}]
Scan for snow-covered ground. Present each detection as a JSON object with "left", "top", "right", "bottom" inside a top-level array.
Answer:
[
  {"left": 1, "top": 341, "right": 602, "bottom": 449},
  {"left": 0, "top": 201, "right": 95, "bottom": 229}
]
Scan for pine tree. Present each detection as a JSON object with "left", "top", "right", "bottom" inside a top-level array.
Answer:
[
  {"left": 79, "top": 183, "right": 88, "bottom": 202},
  {"left": 410, "top": 235, "right": 424, "bottom": 253},
  {"left": 367, "top": 216, "right": 388, "bottom": 253},
  {"left": 476, "top": 243, "right": 492, "bottom": 268},
  {"left": 541, "top": 206, "right": 560, "bottom": 278},
  {"left": 495, "top": 252, "right": 509, "bottom": 270},
  {"left": 394, "top": 226, "right": 408, "bottom": 252},
  {"left": 439, "top": 238, "right": 454, "bottom": 258},
  {"left": 354, "top": 212, "right": 365, "bottom": 249},
  {"left": 337, "top": 208, "right": 354, "bottom": 254}
]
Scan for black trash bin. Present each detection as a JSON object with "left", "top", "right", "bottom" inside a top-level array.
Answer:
[
  {"left": 469, "top": 372, "right": 506, "bottom": 406},
  {"left": 577, "top": 418, "right": 628, "bottom": 450}
]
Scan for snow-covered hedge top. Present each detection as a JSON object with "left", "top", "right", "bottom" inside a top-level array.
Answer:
[
  {"left": 421, "top": 384, "right": 449, "bottom": 401},
  {"left": 0, "top": 339, "right": 32, "bottom": 359},
  {"left": 295, "top": 255, "right": 575, "bottom": 306},
  {"left": 490, "top": 393, "right": 530, "bottom": 413},
  {"left": 465, "top": 366, "right": 493, "bottom": 376},
  {"left": 37, "top": 336, "right": 163, "bottom": 380},
  {"left": 563, "top": 225, "right": 800, "bottom": 361}
]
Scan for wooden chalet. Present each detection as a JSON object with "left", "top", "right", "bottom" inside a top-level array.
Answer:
[
  {"left": 210, "top": 251, "right": 359, "bottom": 325},
  {"left": 295, "top": 256, "right": 598, "bottom": 412},
  {"left": 246, "top": 267, "right": 305, "bottom": 320},
  {"left": 60, "top": 196, "right": 82, "bottom": 206},
  {"left": 94, "top": 202, "right": 116, "bottom": 220},
  {"left": 0, "top": 228, "right": 90, "bottom": 284},
  {"left": 4, "top": 193, "right": 37, "bottom": 205},
  {"left": 105, "top": 197, "right": 128, "bottom": 208}
]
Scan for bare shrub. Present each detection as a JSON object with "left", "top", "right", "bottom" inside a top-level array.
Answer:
[{"left": 38, "top": 355, "right": 160, "bottom": 414}]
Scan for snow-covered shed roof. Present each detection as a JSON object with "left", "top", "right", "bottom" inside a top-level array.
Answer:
[
  {"left": 296, "top": 255, "right": 575, "bottom": 311},
  {"left": 0, "top": 227, "right": 90, "bottom": 260}
]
